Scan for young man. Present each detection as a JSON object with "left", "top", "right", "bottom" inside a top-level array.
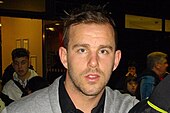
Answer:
[
  {"left": 1, "top": 48, "right": 38, "bottom": 105},
  {"left": 2, "top": 5, "right": 139, "bottom": 113}
]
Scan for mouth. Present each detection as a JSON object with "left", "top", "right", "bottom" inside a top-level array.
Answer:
[
  {"left": 85, "top": 74, "right": 100, "bottom": 83},
  {"left": 131, "top": 88, "right": 135, "bottom": 90},
  {"left": 18, "top": 70, "right": 23, "bottom": 73}
]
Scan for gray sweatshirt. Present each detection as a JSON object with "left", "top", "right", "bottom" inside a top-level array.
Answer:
[{"left": 2, "top": 77, "right": 139, "bottom": 113}]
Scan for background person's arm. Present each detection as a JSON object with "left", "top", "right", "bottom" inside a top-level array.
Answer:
[{"left": 140, "top": 76, "right": 155, "bottom": 100}]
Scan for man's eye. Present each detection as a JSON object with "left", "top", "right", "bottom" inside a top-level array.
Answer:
[
  {"left": 99, "top": 49, "right": 109, "bottom": 54},
  {"left": 14, "top": 62, "right": 19, "bottom": 65},
  {"left": 78, "top": 48, "right": 86, "bottom": 53},
  {"left": 21, "top": 61, "right": 27, "bottom": 65}
]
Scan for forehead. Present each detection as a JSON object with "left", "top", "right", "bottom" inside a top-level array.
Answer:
[
  {"left": 13, "top": 56, "right": 29, "bottom": 62},
  {"left": 69, "top": 23, "right": 115, "bottom": 47},
  {"left": 128, "top": 66, "right": 136, "bottom": 69},
  {"left": 128, "top": 81, "right": 138, "bottom": 84},
  {"left": 70, "top": 23, "right": 114, "bottom": 35}
]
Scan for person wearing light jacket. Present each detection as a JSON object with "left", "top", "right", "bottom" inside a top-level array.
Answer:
[{"left": 2, "top": 4, "right": 139, "bottom": 113}]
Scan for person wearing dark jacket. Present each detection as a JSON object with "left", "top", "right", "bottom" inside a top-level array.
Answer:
[
  {"left": 137, "top": 52, "right": 168, "bottom": 100},
  {"left": 1, "top": 63, "right": 34, "bottom": 87},
  {"left": 0, "top": 48, "right": 38, "bottom": 106},
  {"left": 129, "top": 75, "right": 170, "bottom": 113}
]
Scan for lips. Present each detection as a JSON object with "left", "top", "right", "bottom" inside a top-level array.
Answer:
[
  {"left": 18, "top": 70, "right": 24, "bottom": 74},
  {"left": 85, "top": 74, "right": 100, "bottom": 82}
]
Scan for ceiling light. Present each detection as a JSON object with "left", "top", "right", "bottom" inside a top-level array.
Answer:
[
  {"left": 0, "top": 1, "right": 4, "bottom": 3},
  {"left": 55, "top": 23, "right": 60, "bottom": 26},
  {"left": 46, "top": 27, "right": 55, "bottom": 31}
]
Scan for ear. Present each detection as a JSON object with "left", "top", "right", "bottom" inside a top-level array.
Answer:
[
  {"left": 112, "top": 50, "right": 121, "bottom": 71},
  {"left": 59, "top": 47, "right": 68, "bottom": 69},
  {"left": 155, "top": 63, "right": 161, "bottom": 69}
]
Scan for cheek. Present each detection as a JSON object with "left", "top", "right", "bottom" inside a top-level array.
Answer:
[
  {"left": 68, "top": 55, "right": 84, "bottom": 71},
  {"left": 23, "top": 64, "right": 29, "bottom": 70},
  {"left": 13, "top": 66, "right": 18, "bottom": 71},
  {"left": 102, "top": 58, "right": 115, "bottom": 70},
  {"left": 127, "top": 84, "right": 131, "bottom": 88},
  {"left": 24, "top": 64, "right": 28, "bottom": 68},
  {"left": 70, "top": 53, "right": 87, "bottom": 65},
  {"left": 99, "top": 60, "right": 115, "bottom": 80}
]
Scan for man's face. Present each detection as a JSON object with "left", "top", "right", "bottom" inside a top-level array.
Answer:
[
  {"left": 59, "top": 23, "right": 121, "bottom": 96},
  {"left": 12, "top": 56, "right": 29, "bottom": 77},
  {"left": 158, "top": 59, "right": 169, "bottom": 76}
]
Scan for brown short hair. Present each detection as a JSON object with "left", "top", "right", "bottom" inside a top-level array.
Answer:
[
  {"left": 63, "top": 4, "right": 118, "bottom": 50},
  {"left": 12, "top": 48, "right": 30, "bottom": 61}
]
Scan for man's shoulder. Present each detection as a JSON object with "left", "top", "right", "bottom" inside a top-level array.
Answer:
[
  {"left": 106, "top": 87, "right": 138, "bottom": 101},
  {"left": 105, "top": 87, "right": 139, "bottom": 113},
  {"left": 139, "top": 70, "right": 157, "bottom": 78},
  {"left": 4, "top": 77, "right": 61, "bottom": 113}
]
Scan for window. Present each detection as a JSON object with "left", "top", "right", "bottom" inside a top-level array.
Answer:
[
  {"left": 165, "top": 20, "right": 170, "bottom": 32},
  {"left": 125, "top": 14, "right": 162, "bottom": 31}
]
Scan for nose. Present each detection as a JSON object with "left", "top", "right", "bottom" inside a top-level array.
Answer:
[
  {"left": 132, "top": 84, "right": 135, "bottom": 87},
  {"left": 18, "top": 63, "right": 22, "bottom": 69},
  {"left": 88, "top": 52, "right": 99, "bottom": 68}
]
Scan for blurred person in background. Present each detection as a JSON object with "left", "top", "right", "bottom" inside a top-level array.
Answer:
[
  {"left": 129, "top": 74, "right": 170, "bottom": 113},
  {"left": 1, "top": 63, "right": 34, "bottom": 87},
  {"left": 121, "top": 75, "right": 138, "bottom": 97},
  {"left": 0, "top": 48, "right": 38, "bottom": 106},
  {"left": 137, "top": 52, "right": 168, "bottom": 100},
  {"left": 25, "top": 76, "right": 49, "bottom": 95},
  {"left": 125, "top": 61, "right": 137, "bottom": 77}
]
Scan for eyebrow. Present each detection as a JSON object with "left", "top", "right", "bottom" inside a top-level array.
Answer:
[
  {"left": 72, "top": 44, "right": 114, "bottom": 51},
  {"left": 72, "top": 44, "right": 89, "bottom": 49},
  {"left": 99, "top": 45, "right": 113, "bottom": 51}
]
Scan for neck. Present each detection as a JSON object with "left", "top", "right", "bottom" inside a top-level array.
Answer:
[
  {"left": 65, "top": 78, "right": 104, "bottom": 113},
  {"left": 68, "top": 88, "right": 103, "bottom": 113},
  {"left": 152, "top": 68, "right": 163, "bottom": 78}
]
